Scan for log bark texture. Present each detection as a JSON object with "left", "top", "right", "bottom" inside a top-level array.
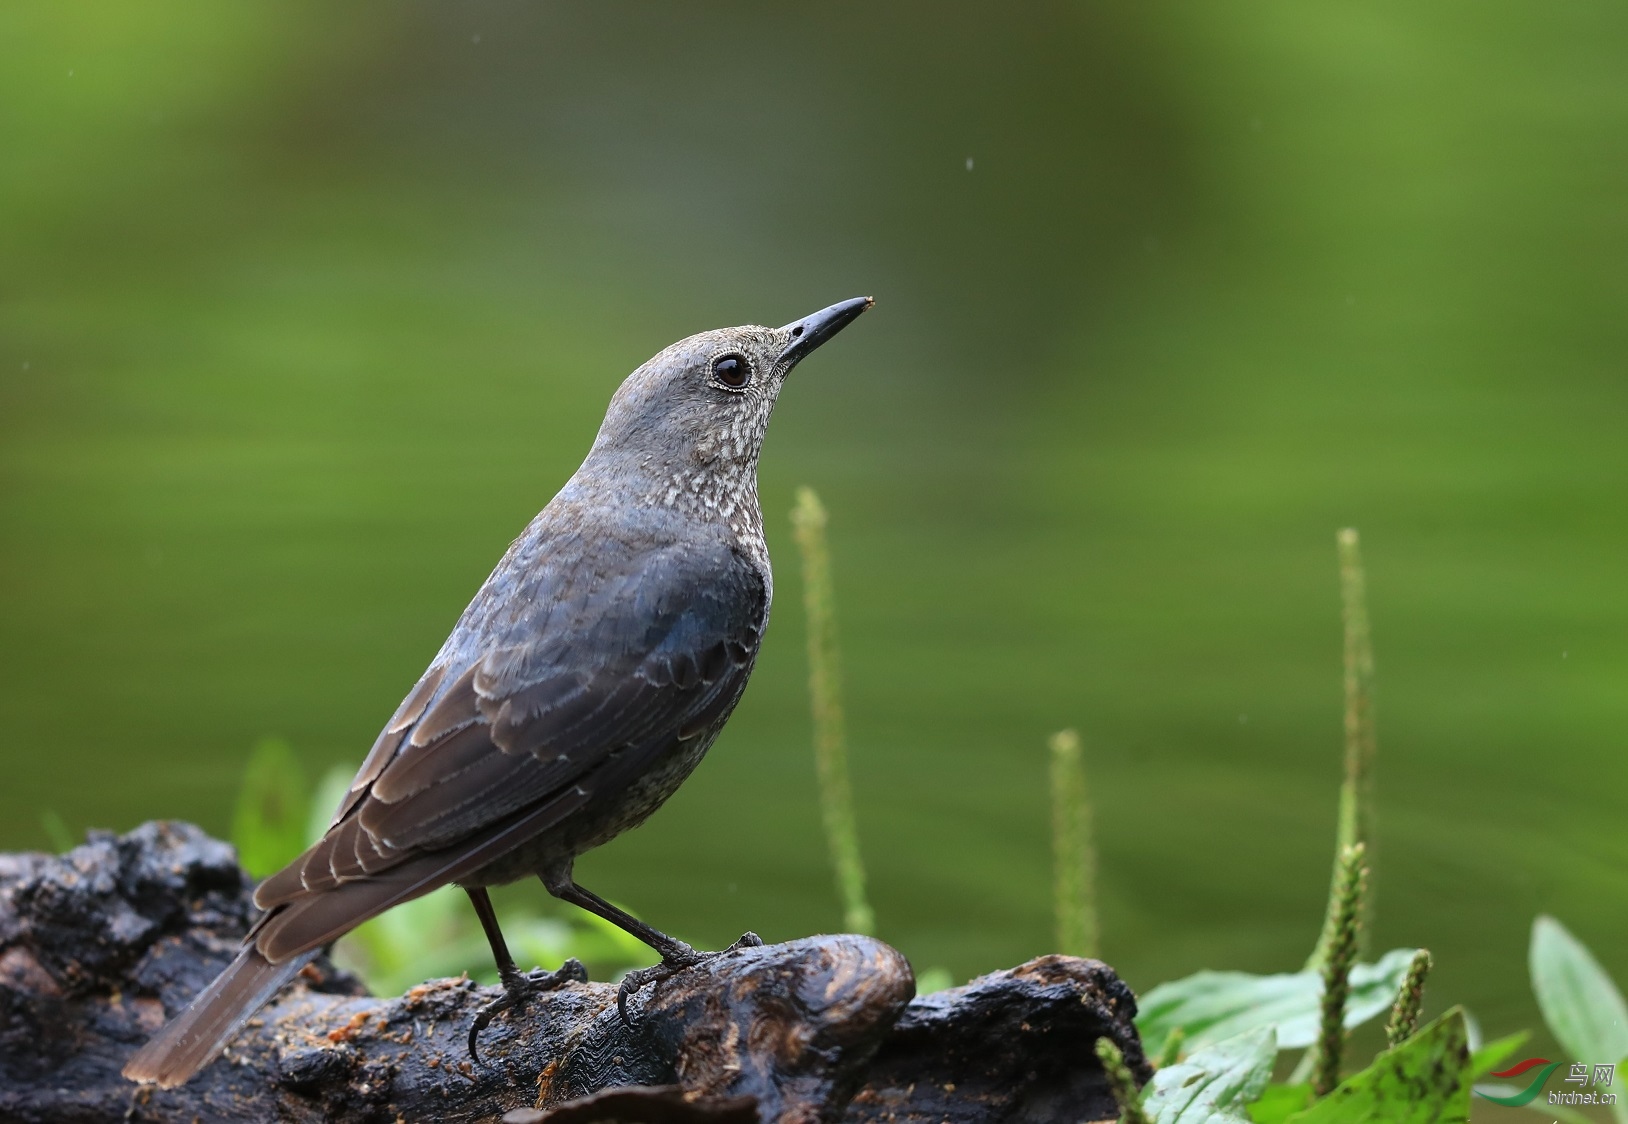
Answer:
[{"left": 0, "top": 823, "right": 1149, "bottom": 1123}]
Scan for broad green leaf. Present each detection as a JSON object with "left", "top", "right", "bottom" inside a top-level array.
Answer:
[
  {"left": 1144, "top": 1026, "right": 1276, "bottom": 1124},
  {"left": 231, "top": 736, "right": 308, "bottom": 877},
  {"left": 1138, "top": 948, "right": 1417, "bottom": 1052},
  {"left": 1467, "top": 1030, "right": 1528, "bottom": 1079},
  {"left": 1285, "top": 1007, "right": 1470, "bottom": 1124},
  {"left": 1247, "top": 1085, "right": 1310, "bottom": 1124},
  {"left": 1530, "top": 915, "right": 1628, "bottom": 1064}
]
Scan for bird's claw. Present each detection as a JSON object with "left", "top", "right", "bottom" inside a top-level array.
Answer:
[
  {"left": 467, "top": 958, "right": 588, "bottom": 1065},
  {"left": 615, "top": 961, "right": 679, "bottom": 1027},
  {"left": 616, "top": 932, "right": 764, "bottom": 1027}
]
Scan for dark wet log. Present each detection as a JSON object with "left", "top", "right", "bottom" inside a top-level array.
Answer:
[
  {"left": 0, "top": 823, "right": 1147, "bottom": 1123},
  {"left": 846, "top": 957, "right": 1149, "bottom": 1124},
  {"left": 501, "top": 1086, "right": 762, "bottom": 1124}
]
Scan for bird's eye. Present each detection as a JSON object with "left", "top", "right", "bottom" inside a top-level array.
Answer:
[{"left": 712, "top": 354, "right": 750, "bottom": 389}]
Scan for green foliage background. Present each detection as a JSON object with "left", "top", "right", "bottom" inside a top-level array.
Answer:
[{"left": 2, "top": 0, "right": 1624, "bottom": 1060}]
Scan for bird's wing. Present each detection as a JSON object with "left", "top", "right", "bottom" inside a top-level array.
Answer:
[{"left": 249, "top": 537, "right": 765, "bottom": 957}]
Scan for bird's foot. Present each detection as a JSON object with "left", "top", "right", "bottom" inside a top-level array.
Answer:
[
  {"left": 468, "top": 958, "right": 588, "bottom": 1065},
  {"left": 616, "top": 931, "right": 763, "bottom": 1026}
]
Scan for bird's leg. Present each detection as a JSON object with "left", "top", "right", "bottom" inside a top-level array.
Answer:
[
  {"left": 538, "top": 861, "right": 761, "bottom": 1025},
  {"left": 464, "top": 886, "right": 587, "bottom": 1065}
]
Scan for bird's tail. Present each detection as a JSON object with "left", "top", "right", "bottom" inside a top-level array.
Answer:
[{"left": 122, "top": 945, "right": 316, "bottom": 1088}]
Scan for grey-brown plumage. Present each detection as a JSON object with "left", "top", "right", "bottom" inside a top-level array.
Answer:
[{"left": 123, "top": 296, "right": 873, "bottom": 1088}]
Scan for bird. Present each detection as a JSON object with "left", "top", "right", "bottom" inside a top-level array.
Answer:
[{"left": 122, "top": 295, "right": 874, "bottom": 1088}]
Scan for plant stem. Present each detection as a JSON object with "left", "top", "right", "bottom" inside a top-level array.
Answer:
[
  {"left": 1095, "top": 1037, "right": 1151, "bottom": 1124},
  {"left": 1312, "top": 842, "right": 1368, "bottom": 1097},
  {"left": 1385, "top": 948, "right": 1432, "bottom": 1047},
  {"left": 1049, "top": 728, "right": 1099, "bottom": 958},
  {"left": 1308, "top": 528, "right": 1377, "bottom": 968},
  {"left": 790, "top": 487, "right": 875, "bottom": 936}
]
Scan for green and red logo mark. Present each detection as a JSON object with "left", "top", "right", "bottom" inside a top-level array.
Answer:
[
  {"left": 1477, "top": 1057, "right": 1563, "bottom": 1106},
  {"left": 1478, "top": 1058, "right": 1618, "bottom": 1107}
]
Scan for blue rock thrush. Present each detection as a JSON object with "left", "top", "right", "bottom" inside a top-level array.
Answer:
[{"left": 123, "top": 296, "right": 874, "bottom": 1087}]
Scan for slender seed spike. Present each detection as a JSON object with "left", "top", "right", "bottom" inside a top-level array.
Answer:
[
  {"left": 1308, "top": 528, "right": 1378, "bottom": 969},
  {"left": 1048, "top": 729, "right": 1099, "bottom": 958},
  {"left": 1098, "top": 1038, "right": 1151, "bottom": 1124},
  {"left": 791, "top": 487, "right": 875, "bottom": 936},
  {"left": 1095, "top": 1037, "right": 1152, "bottom": 1124},
  {"left": 1312, "top": 842, "right": 1368, "bottom": 1097},
  {"left": 1385, "top": 948, "right": 1432, "bottom": 1047},
  {"left": 1154, "top": 1026, "right": 1186, "bottom": 1070}
]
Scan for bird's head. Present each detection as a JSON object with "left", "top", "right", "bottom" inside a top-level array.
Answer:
[{"left": 586, "top": 297, "right": 872, "bottom": 488}]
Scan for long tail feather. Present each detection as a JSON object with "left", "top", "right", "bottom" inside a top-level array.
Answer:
[
  {"left": 125, "top": 788, "right": 592, "bottom": 1087},
  {"left": 122, "top": 946, "right": 315, "bottom": 1088}
]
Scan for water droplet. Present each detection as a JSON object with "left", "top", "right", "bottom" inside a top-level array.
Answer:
[{"left": 965, "top": 157, "right": 974, "bottom": 171}]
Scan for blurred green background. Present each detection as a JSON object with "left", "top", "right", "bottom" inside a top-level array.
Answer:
[{"left": 2, "top": 0, "right": 1624, "bottom": 1066}]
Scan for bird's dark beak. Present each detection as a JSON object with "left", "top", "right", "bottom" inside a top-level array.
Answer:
[{"left": 777, "top": 296, "right": 874, "bottom": 366}]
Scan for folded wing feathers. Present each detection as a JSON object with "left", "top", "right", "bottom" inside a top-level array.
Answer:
[
  {"left": 253, "top": 547, "right": 764, "bottom": 941},
  {"left": 370, "top": 719, "right": 494, "bottom": 803},
  {"left": 362, "top": 749, "right": 570, "bottom": 850},
  {"left": 332, "top": 665, "right": 445, "bottom": 827},
  {"left": 408, "top": 665, "right": 480, "bottom": 747}
]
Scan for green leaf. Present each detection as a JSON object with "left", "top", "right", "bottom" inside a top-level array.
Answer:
[
  {"left": 1144, "top": 1026, "right": 1277, "bottom": 1124},
  {"left": 1284, "top": 1007, "right": 1471, "bottom": 1124},
  {"left": 1467, "top": 1030, "right": 1528, "bottom": 1079},
  {"left": 230, "top": 736, "right": 308, "bottom": 877},
  {"left": 1138, "top": 948, "right": 1417, "bottom": 1053},
  {"left": 1531, "top": 915, "right": 1628, "bottom": 1062},
  {"left": 1531, "top": 916, "right": 1628, "bottom": 1124},
  {"left": 1247, "top": 1085, "right": 1311, "bottom": 1124}
]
